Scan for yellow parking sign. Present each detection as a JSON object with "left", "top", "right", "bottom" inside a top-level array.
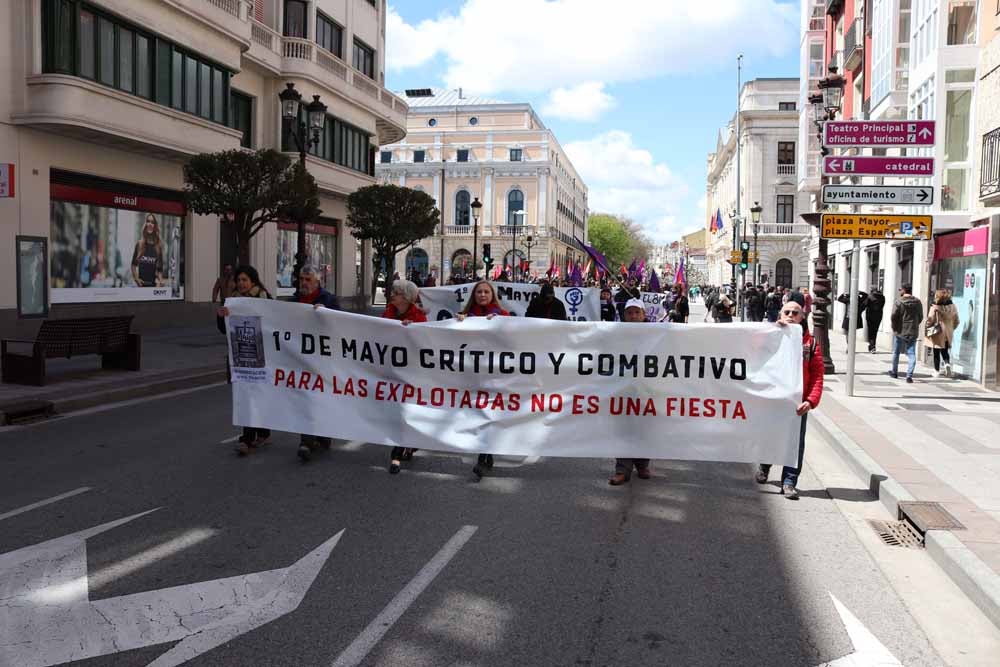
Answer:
[{"left": 820, "top": 213, "right": 932, "bottom": 240}]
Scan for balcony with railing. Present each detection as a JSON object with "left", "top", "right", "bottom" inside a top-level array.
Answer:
[
  {"left": 980, "top": 127, "right": 1000, "bottom": 202},
  {"left": 777, "top": 163, "right": 796, "bottom": 176},
  {"left": 757, "top": 223, "right": 813, "bottom": 236},
  {"left": 445, "top": 225, "right": 474, "bottom": 235},
  {"left": 247, "top": 29, "right": 407, "bottom": 144},
  {"left": 844, "top": 18, "right": 864, "bottom": 71}
]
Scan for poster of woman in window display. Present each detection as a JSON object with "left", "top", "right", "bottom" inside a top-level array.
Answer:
[
  {"left": 275, "top": 221, "right": 337, "bottom": 296},
  {"left": 49, "top": 193, "right": 184, "bottom": 303},
  {"left": 931, "top": 227, "right": 987, "bottom": 381}
]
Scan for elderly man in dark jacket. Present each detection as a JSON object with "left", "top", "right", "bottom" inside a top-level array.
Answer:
[
  {"left": 889, "top": 283, "right": 923, "bottom": 383},
  {"left": 293, "top": 265, "right": 341, "bottom": 460}
]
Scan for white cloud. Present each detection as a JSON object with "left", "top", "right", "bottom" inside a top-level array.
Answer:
[
  {"left": 565, "top": 131, "right": 691, "bottom": 243},
  {"left": 541, "top": 82, "right": 615, "bottom": 122},
  {"left": 387, "top": 0, "right": 796, "bottom": 94}
]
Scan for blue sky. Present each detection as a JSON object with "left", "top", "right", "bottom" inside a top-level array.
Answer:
[{"left": 386, "top": 0, "right": 802, "bottom": 243}]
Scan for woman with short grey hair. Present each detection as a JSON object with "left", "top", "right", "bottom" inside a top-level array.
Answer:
[{"left": 381, "top": 279, "right": 427, "bottom": 473}]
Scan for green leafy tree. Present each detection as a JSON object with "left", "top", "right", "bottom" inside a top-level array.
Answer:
[
  {"left": 587, "top": 214, "right": 634, "bottom": 268},
  {"left": 183, "top": 149, "right": 320, "bottom": 265},
  {"left": 346, "top": 184, "right": 440, "bottom": 302}
]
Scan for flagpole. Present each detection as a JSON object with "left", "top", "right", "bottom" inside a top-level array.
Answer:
[{"left": 732, "top": 53, "right": 742, "bottom": 301}]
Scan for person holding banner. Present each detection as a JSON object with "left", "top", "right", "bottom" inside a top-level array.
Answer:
[
  {"left": 382, "top": 279, "right": 428, "bottom": 474},
  {"left": 754, "top": 300, "right": 824, "bottom": 499},
  {"left": 294, "top": 266, "right": 341, "bottom": 462},
  {"left": 456, "top": 281, "right": 510, "bottom": 478},
  {"left": 217, "top": 265, "right": 273, "bottom": 456},
  {"left": 609, "top": 299, "right": 655, "bottom": 485},
  {"left": 599, "top": 288, "right": 617, "bottom": 322}
]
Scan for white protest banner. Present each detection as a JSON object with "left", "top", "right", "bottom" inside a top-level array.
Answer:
[
  {"left": 227, "top": 299, "right": 804, "bottom": 466},
  {"left": 420, "top": 282, "right": 599, "bottom": 320},
  {"left": 639, "top": 291, "right": 669, "bottom": 321}
]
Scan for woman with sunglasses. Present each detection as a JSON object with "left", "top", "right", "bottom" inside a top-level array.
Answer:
[
  {"left": 455, "top": 281, "right": 510, "bottom": 479},
  {"left": 753, "top": 300, "right": 823, "bottom": 499}
]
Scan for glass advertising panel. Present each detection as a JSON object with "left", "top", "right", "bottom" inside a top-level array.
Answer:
[
  {"left": 49, "top": 185, "right": 185, "bottom": 303},
  {"left": 932, "top": 227, "right": 988, "bottom": 380},
  {"left": 276, "top": 221, "right": 338, "bottom": 297}
]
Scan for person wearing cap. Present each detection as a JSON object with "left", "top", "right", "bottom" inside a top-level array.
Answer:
[{"left": 609, "top": 298, "right": 653, "bottom": 485}]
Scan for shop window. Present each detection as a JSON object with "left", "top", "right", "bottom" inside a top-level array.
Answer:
[{"left": 276, "top": 221, "right": 338, "bottom": 296}]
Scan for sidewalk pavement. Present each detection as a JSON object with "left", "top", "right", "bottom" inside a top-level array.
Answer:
[
  {"left": 810, "top": 331, "right": 1000, "bottom": 629},
  {"left": 0, "top": 325, "right": 227, "bottom": 421}
]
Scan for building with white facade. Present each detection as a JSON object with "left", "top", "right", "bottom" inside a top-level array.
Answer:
[
  {"left": 706, "top": 78, "right": 812, "bottom": 290},
  {"left": 1, "top": 0, "right": 407, "bottom": 338},
  {"left": 376, "top": 89, "right": 588, "bottom": 282}
]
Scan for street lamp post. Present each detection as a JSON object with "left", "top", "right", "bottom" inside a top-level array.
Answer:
[
  {"left": 807, "top": 67, "right": 845, "bottom": 374},
  {"left": 470, "top": 196, "right": 482, "bottom": 280},
  {"left": 279, "top": 82, "right": 326, "bottom": 290},
  {"left": 750, "top": 201, "right": 762, "bottom": 285},
  {"left": 522, "top": 231, "right": 538, "bottom": 280},
  {"left": 513, "top": 210, "right": 526, "bottom": 281}
]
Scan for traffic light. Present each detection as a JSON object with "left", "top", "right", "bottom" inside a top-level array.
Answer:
[
  {"left": 739, "top": 241, "right": 750, "bottom": 271},
  {"left": 482, "top": 243, "right": 493, "bottom": 271}
]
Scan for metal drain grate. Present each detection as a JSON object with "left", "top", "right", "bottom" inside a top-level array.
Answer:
[{"left": 868, "top": 520, "right": 924, "bottom": 548}]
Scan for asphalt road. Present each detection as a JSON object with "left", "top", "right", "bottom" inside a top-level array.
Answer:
[{"left": 0, "top": 379, "right": 948, "bottom": 667}]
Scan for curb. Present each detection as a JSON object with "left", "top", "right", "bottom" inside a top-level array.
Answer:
[
  {"left": 51, "top": 369, "right": 227, "bottom": 415},
  {"left": 811, "top": 407, "right": 1000, "bottom": 631}
]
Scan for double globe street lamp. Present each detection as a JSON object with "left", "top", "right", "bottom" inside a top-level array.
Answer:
[{"left": 279, "top": 82, "right": 327, "bottom": 290}]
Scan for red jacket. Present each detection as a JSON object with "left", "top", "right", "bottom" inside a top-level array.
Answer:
[
  {"left": 465, "top": 303, "right": 510, "bottom": 317},
  {"left": 802, "top": 331, "right": 824, "bottom": 408},
  {"left": 382, "top": 303, "right": 428, "bottom": 323}
]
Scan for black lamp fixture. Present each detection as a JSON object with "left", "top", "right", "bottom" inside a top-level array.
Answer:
[
  {"left": 818, "top": 66, "right": 845, "bottom": 117},
  {"left": 750, "top": 201, "right": 763, "bottom": 225},
  {"left": 278, "top": 82, "right": 326, "bottom": 291},
  {"left": 750, "top": 201, "right": 763, "bottom": 284},
  {"left": 470, "top": 197, "right": 483, "bottom": 279}
]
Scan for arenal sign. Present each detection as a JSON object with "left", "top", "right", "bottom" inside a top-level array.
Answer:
[
  {"left": 823, "top": 121, "right": 935, "bottom": 147},
  {"left": 823, "top": 156, "right": 934, "bottom": 177},
  {"left": 821, "top": 185, "right": 933, "bottom": 206},
  {"left": 820, "top": 213, "right": 933, "bottom": 240}
]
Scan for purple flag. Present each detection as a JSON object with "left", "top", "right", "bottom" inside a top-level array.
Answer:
[
  {"left": 573, "top": 236, "right": 610, "bottom": 276},
  {"left": 627, "top": 259, "right": 637, "bottom": 280},
  {"left": 648, "top": 268, "right": 661, "bottom": 292},
  {"left": 569, "top": 263, "right": 583, "bottom": 287}
]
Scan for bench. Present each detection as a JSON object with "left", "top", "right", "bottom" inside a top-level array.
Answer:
[{"left": 1, "top": 316, "right": 141, "bottom": 386}]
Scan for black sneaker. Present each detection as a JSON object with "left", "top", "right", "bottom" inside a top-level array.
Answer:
[
  {"left": 906, "top": 376, "right": 914, "bottom": 384},
  {"left": 887, "top": 371, "right": 898, "bottom": 379}
]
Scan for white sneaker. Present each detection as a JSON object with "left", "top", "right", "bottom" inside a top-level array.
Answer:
[
  {"left": 944, "top": 363, "right": 952, "bottom": 378},
  {"left": 932, "top": 370, "right": 940, "bottom": 378}
]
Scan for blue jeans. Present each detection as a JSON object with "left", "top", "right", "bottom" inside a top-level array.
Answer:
[
  {"left": 760, "top": 414, "right": 808, "bottom": 487},
  {"left": 891, "top": 335, "right": 917, "bottom": 377}
]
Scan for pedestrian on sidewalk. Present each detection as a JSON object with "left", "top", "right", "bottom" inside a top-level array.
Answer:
[
  {"left": 923, "top": 288, "right": 959, "bottom": 378},
  {"left": 889, "top": 283, "right": 924, "bottom": 383},
  {"left": 455, "top": 281, "right": 510, "bottom": 480},
  {"left": 293, "top": 265, "right": 341, "bottom": 462},
  {"left": 212, "top": 263, "right": 235, "bottom": 304},
  {"left": 217, "top": 265, "right": 273, "bottom": 456},
  {"left": 764, "top": 287, "right": 782, "bottom": 322},
  {"left": 382, "top": 279, "right": 428, "bottom": 474},
  {"left": 837, "top": 290, "right": 869, "bottom": 352},
  {"left": 754, "top": 300, "right": 823, "bottom": 499},
  {"left": 609, "top": 299, "right": 655, "bottom": 486},
  {"left": 865, "top": 288, "right": 886, "bottom": 353}
]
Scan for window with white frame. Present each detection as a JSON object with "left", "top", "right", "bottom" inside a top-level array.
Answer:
[
  {"left": 870, "top": 0, "right": 892, "bottom": 105},
  {"left": 942, "top": 69, "right": 975, "bottom": 211}
]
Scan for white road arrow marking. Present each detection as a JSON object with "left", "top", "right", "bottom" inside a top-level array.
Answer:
[
  {"left": 815, "top": 593, "right": 902, "bottom": 666},
  {"left": 0, "top": 510, "right": 343, "bottom": 667}
]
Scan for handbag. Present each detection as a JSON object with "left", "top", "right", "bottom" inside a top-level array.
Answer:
[{"left": 925, "top": 308, "right": 941, "bottom": 338}]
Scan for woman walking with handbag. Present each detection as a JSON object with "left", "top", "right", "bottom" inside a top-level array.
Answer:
[{"left": 924, "top": 289, "right": 959, "bottom": 377}]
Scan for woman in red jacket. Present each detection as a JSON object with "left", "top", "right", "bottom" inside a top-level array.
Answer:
[
  {"left": 455, "top": 281, "right": 510, "bottom": 479},
  {"left": 754, "top": 300, "right": 824, "bottom": 499},
  {"left": 382, "top": 279, "right": 428, "bottom": 474}
]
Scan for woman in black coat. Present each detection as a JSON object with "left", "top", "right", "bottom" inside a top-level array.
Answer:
[
  {"left": 864, "top": 289, "right": 886, "bottom": 352},
  {"left": 837, "top": 291, "right": 869, "bottom": 349}
]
